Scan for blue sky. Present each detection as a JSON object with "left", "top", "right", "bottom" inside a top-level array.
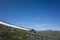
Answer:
[{"left": 0, "top": 0, "right": 60, "bottom": 30}]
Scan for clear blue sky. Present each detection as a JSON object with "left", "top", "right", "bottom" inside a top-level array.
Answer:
[{"left": 0, "top": 0, "right": 60, "bottom": 30}]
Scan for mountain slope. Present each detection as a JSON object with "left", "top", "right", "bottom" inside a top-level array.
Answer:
[
  {"left": 0, "top": 24, "right": 29, "bottom": 40},
  {"left": 0, "top": 21, "right": 60, "bottom": 40}
]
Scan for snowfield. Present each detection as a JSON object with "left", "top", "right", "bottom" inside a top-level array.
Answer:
[{"left": 0, "top": 21, "right": 29, "bottom": 31}]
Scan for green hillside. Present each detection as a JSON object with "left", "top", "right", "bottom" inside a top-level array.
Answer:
[
  {"left": 0, "top": 24, "right": 29, "bottom": 40},
  {"left": 0, "top": 24, "right": 60, "bottom": 40}
]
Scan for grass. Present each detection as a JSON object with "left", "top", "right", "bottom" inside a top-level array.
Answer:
[{"left": 0, "top": 24, "right": 60, "bottom": 40}]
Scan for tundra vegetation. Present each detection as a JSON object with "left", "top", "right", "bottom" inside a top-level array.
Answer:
[{"left": 0, "top": 24, "right": 60, "bottom": 40}]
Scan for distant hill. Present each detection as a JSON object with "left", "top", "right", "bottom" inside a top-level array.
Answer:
[{"left": 0, "top": 21, "right": 60, "bottom": 40}]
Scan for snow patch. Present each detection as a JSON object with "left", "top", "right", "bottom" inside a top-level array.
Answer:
[{"left": 0, "top": 21, "right": 29, "bottom": 31}]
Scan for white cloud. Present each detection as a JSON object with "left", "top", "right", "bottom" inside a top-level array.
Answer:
[
  {"left": 30, "top": 23, "right": 49, "bottom": 30},
  {"left": 41, "top": 24, "right": 48, "bottom": 26},
  {"left": 33, "top": 24, "right": 48, "bottom": 27}
]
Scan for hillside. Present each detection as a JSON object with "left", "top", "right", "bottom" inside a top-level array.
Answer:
[
  {"left": 0, "top": 24, "right": 29, "bottom": 40},
  {"left": 0, "top": 21, "right": 60, "bottom": 40}
]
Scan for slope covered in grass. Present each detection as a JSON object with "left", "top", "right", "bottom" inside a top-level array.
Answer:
[
  {"left": 0, "top": 24, "right": 60, "bottom": 40},
  {"left": 0, "top": 24, "right": 29, "bottom": 40}
]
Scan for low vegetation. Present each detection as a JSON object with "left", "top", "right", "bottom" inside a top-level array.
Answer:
[{"left": 0, "top": 24, "right": 60, "bottom": 40}]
